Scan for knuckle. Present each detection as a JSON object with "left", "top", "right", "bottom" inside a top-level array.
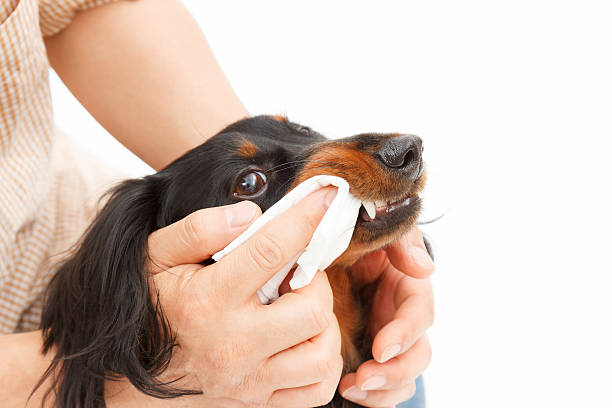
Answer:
[
  {"left": 314, "top": 350, "right": 338, "bottom": 380},
  {"left": 181, "top": 209, "right": 207, "bottom": 249},
  {"left": 306, "top": 302, "right": 333, "bottom": 333},
  {"left": 311, "top": 356, "right": 342, "bottom": 406},
  {"left": 330, "top": 316, "right": 342, "bottom": 354},
  {"left": 393, "top": 380, "right": 416, "bottom": 400},
  {"left": 250, "top": 233, "right": 285, "bottom": 273},
  {"left": 315, "top": 381, "right": 337, "bottom": 406},
  {"left": 405, "top": 380, "right": 417, "bottom": 400},
  {"left": 315, "top": 272, "right": 334, "bottom": 309}
]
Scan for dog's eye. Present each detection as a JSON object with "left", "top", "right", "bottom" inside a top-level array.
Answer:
[{"left": 234, "top": 171, "right": 267, "bottom": 197}]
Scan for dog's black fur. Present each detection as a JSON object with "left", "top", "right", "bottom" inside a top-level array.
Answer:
[{"left": 36, "top": 115, "right": 426, "bottom": 408}]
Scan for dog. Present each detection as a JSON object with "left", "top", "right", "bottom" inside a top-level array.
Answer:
[{"left": 37, "top": 115, "right": 428, "bottom": 408}]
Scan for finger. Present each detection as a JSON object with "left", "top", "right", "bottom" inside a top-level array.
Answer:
[
  {"left": 385, "top": 227, "right": 435, "bottom": 279},
  {"left": 339, "top": 371, "right": 417, "bottom": 407},
  {"left": 372, "top": 277, "right": 434, "bottom": 363},
  {"left": 268, "top": 355, "right": 343, "bottom": 408},
  {"left": 263, "top": 311, "right": 341, "bottom": 389},
  {"left": 353, "top": 336, "right": 431, "bottom": 392},
  {"left": 215, "top": 187, "right": 337, "bottom": 300},
  {"left": 147, "top": 200, "right": 261, "bottom": 272},
  {"left": 253, "top": 270, "right": 335, "bottom": 357},
  {"left": 349, "top": 249, "right": 390, "bottom": 287}
]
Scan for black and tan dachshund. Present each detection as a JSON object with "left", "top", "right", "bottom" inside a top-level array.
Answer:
[{"left": 37, "top": 115, "right": 427, "bottom": 408}]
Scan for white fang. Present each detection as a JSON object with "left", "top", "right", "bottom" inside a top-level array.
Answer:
[{"left": 363, "top": 201, "right": 376, "bottom": 219}]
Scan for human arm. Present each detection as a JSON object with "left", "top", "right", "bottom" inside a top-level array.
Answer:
[
  {"left": 0, "top": 330, "right": 54, "bottom": 407},
  {"left": 142, "top": 187, "right": 343, "bottom": 407},
  {"left": 44, "top": 0, "right": 248, "bottom": 170},
  {"left": 1, "top": 188, "right": 342, "bottom": 407},
  {"left": 339, "top": 228, "right": 435, "bottom": 406}
]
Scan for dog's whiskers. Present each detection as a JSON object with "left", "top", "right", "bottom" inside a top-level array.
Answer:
[
  {"left": 275, "top": 163, "right": 346, "bottom": 192},
  {"left": 266, "top": 159, "right": 337, "bottom": 175}
]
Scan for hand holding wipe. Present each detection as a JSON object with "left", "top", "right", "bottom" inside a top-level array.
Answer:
[{"left": 212, "top": 175, "right": 362, "bottom": 303}]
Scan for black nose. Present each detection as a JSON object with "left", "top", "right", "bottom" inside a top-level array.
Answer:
[{"left": 376, "top": 135, "right": 424, "bottom": 179}]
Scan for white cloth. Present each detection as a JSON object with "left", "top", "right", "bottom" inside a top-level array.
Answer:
[{"left": 212, "top": 176, "right": 362, "bottom": 304}]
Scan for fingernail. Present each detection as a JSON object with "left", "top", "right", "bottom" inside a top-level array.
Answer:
[
  {"left": 225, "top": 201, "right": 259, "bottom": 228},
  {"left": 361, "top": 375, "right": 386, "bottom": 391},
  {"left": 342, "top": 386, "right": 367, "bottom": 401},
  {"left": 380, "top": 343, "right": 402, "bottom": 363},
  {"left": 324, "top": 188, "right": 338, "bottom": 207},
  {"left": 409, "top": 246, "right": 435, "bottom": 271}
]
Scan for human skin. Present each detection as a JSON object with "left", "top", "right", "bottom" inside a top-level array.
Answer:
[
  {"left": 340, "top": 231, "right": 435, "bottom": 406},
  {"left": 0, "top": 229, "right": 434, "bottom": 407},
  {"left": 1, "top": 189, "right": 344, "bottom": 407},
  {"left": 44, "top": 0, "right": 249, "bottom": 171},
  {"left": 1, "top": 0, "right": 436, "bottom": 406}
]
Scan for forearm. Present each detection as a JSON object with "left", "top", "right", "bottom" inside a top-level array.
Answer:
[
  {"left": 0, "top": 331, "right": 210, "bottom": 407},
  {"left": 44, "top": 0, "right": 248, "bottom": 170},
  {"left": 0, "top": 331, "right": 50, "bottom": 407}
]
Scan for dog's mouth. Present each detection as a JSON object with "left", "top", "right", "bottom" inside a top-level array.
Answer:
[
  {"left": 320, "top": 185, "right": 423, "bottom": 263},
  {"left": 357, "top": 192, "right": 421, "bottom": 230},
  {"left": 359, "top": 195, "right": 419, "bottom": 223}
]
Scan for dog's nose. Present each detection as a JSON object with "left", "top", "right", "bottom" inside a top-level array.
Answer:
[{"left": 376, "top": 135, "right": 424, "bottom": 179}]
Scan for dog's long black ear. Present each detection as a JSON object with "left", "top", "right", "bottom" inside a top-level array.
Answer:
[{"left": 35, "top": 177, "right": 199, "bottom": 408}]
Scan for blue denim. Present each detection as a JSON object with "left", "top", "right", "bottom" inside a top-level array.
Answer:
[{"left": 396, "top": 375, "right": 425, "bottom": 408}]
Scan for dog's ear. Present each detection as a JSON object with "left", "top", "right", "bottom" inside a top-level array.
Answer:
[{"left": 35, "top": 177, "right": 199, "bottom": 408}]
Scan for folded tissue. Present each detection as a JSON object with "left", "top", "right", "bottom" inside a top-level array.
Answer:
[{"left": 212, "top": 175, "right": 363, "bottom": 304}]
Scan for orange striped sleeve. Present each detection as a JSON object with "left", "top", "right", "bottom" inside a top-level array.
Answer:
[{"left": 39, "top": 0, "right": 123, "bottom": 36}]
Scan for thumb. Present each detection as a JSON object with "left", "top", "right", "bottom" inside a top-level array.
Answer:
[
  {"left": 147, "top": 200, "right": 261, "bottom": 273},
  {"left": 385, "top": 227, "right": 435, "bottom": 279}
]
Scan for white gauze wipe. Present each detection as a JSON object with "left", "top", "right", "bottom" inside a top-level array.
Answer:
[{"left": 212, "top": 175, "right": 362, "bottom": 304}]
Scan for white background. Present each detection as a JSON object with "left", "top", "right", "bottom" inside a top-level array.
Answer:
[{"left": 50, "top": 1, "right": 612, "bottom": 407}]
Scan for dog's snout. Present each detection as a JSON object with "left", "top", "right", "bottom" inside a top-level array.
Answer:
[{"left": 376, "top": 135, "right": 423, "bottom": 179}]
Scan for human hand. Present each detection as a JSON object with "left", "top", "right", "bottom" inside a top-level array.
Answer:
[
  {"left": 145, "top": 188, "right": 343, "bottom": 408},
  {"left": 339, "top": 228, "right": 435, "bottom": 407}
]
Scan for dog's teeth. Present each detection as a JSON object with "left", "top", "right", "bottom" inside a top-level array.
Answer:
[
  {"left": 363, "top": 201, "right": 376, "bottom": 219},
  {"left": 374, "top": 200, "right": 386, "bottom": 209}
]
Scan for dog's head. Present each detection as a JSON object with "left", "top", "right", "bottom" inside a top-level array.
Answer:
[
  {"left": 38, "top": 115, "right": 426, "bottom": 408},
  {"left": 158, "top": 115, "right": 426, "bottom": 264}
]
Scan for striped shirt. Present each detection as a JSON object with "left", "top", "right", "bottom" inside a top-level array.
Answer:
[{"left": 0, "top": 0, "right": 120, "bottom": 333}]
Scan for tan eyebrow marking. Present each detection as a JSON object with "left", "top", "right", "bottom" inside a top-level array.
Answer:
[
  {"left": 271, "top": 114, "right": 288, "bottom": 122},
  {"left": 236, "top": 138, "right": 259, "bottom": 158}
]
